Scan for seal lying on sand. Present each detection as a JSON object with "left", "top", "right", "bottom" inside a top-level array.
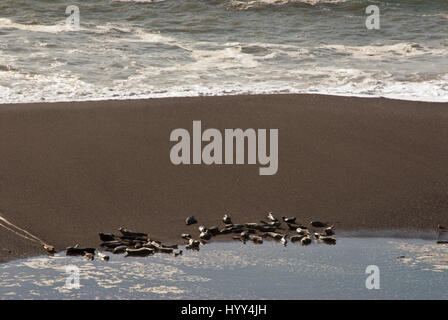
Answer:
[
  {"left": 296, "top": 228, "right": 309, "bottom": 236},
  {"left": 290, "top": 235, "right": 305, "bottom": 243},
  {"left": 101, "top": 240, "right": 131, "bottom": 249},
  {"left": 66, "top": 245, "right": 96, "bottom": 256},
  {"left": 113, "top": 245, "right": 128, "bottom": 254},
  {"left": 199, "top": 230, "right": 212, "bottom": 240},
  {"left": 248, "top": 234, "right": 263, "bottom": 244},
  {"left": 146, "top": 241, "right": 174, "bottom": 253},
  {"left": 208, "top": 226, "right": 220, "bottom": 235},
  {"left": 324, "top": 226, "right": 335, "bottom": 236},
  {"left": 260, "top": 220, "right": 281, "bottom": 228},
  {"left": 118, "top": 228, "right": 148, "bottom": 240},
  {"left": 223, "top": 214, "right": 232, "bottom": 224},
  {"left": 99, "top": 233, "right": 115, "bottom": 242},
  {"left": 301, "top": 236, "right": 312, "bottom": 246},
  {"left": 310, "top": 221, "right": 328, "bottom": 228},
  {"left": 314, "top": 233, "right": 336, "bottom": 245},
  {"left": 282, "top": 217, "right": 296, "bottom": 224},
  {"left": 43, "top": 244, "right": 55, "bottom": 254},
  {"left": 185, "top": 239, "right": 200, "bottom": 250},
  {"left": 125, "top": 247, "right": 154, "bottom": 257},
  {"left": 185, "top": 216, "right": 197, "bottom": 225}
]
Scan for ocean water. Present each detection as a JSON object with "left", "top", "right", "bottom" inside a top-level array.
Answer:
[
  {"left": 0, "top": 0, "right": 447, "bottom": 103},
  {"left": 0, "top": 235, "right": 447, "bottom": 299}
]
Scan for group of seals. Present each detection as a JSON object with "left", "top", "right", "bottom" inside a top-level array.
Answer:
[
  {"left": 65, "top": 213, "right": 336, "bottom": 261},
  {"left": 66, "top": 227, "right": 182, "bottom": 260},
  {"left": 180, "top": 212, "right": 337, "bottom": 249}
]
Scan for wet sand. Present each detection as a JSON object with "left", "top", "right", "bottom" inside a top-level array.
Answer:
[{"left": 1, "top": 94, "right": 448, "bottom": 262}]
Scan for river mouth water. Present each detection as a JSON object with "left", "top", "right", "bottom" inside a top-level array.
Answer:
[{"left": 1, "top": 232, "right": 447, "bottom": 299}]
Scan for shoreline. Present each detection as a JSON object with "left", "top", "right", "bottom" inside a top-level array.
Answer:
[
  {"left": 1, "top": 91, "right": 448, "bottom": 106},
  {"left": 1, "top": 93, "right": 448, "bottom": 263}
]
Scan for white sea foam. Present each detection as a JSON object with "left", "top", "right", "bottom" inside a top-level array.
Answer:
[
  {"left": 229, "top": 0, "right": 351, "bottom": 10},
  {"left": 0, "top": 18, "right": 78, "bottom": 33},
  {"left": 322, "top": 43, "right": 448, "bottom": 59}
]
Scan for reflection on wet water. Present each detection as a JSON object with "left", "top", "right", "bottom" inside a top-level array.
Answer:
[{"left": 0, "top": 236, "right": 447, "bottom": 299}]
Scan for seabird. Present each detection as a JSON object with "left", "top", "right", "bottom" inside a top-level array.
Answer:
[
  {"left": 267, "top": 212, "right": 278, "bottom": 222},
  {"left": 280, "top": 235, "right": 287, "bottom": 246}
]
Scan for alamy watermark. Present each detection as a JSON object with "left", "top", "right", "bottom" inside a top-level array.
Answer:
[
  {"left": 65, "top": 265, "right": 80, "bottom": 289},
  {"left": 170, "top": 121, "right": 278, "bottom": 176},
  {"left": 365, "top": 5, "right": 380, "bottom": 30},
  {"left": 65, "top": 5, "right": 80, "bottom": 29},
  {"left": 365, "top": 265, "right": 380, "bottom": 290}
]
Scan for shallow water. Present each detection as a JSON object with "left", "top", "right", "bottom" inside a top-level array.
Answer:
[
  {"left": 0, "top": 0, "right": 447, "bottom": 103},
  {"left": 1, "top": 235, "right": 447, "bottom": 299}
]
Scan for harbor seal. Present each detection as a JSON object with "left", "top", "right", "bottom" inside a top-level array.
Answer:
[
  {"left": 282, "top": 217, "right": 296, "bottom": 224},
  {"left": 99, "top": 233, "right": 115, "bottom": 242},
  {"left": 112, "top": 245, "right": 128, "bottom": 254},
  {"left": 125, "top": 247, "right": 154, "bottom": 257},
  {"left": 314, "top": 233, "right": 336, "bottom": 245},
  {"left": 185, "top": 216, "right": 197, "bottom": 225},
  {"left": 66, "top": 245, "right": 96, "bottom": 256},
  {"left": 222, "top": 214, "right": 232, "bottom": 224},
  {"left": 118, "top": 228, "right": 148, "bottom": 239},
  {"left": 310, "top": 221, "right": 328, "bottom": 228},
  {"left": 301, "top": 236, "right": 312, "bottom": 246},
  {"left": 324, "top": 226, "right": 335, "bottom": 236}
]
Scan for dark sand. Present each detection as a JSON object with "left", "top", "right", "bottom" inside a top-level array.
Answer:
[{"left": 1, "top": 94, "right": 448, "bottom": 262}]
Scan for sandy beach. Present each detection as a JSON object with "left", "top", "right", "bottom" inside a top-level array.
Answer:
[{"left": 1, "top": 94, "right": 448, "bottom": 262}]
